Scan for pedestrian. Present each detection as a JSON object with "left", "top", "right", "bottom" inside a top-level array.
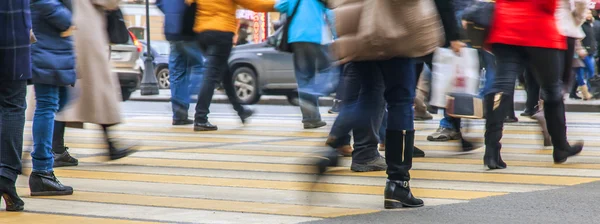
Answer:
[
  {"left": 574, "top": 9, "right": 597, "bottom": 99},
  {"left": 0, "top": 0, "right": 31, "bottom": 211},
  {"left": 156, "top": 0, "right": 205, "bottom": 126},
  {"left": 275, "top": 0, "right": 334, "bottom": 129},
  {"left": 484, "top": 0, "right": 583, "bottom": 169},
  {"left": 53, "top": 0, "right": 136, "bottom": 168},
  {"left": 185, "top": 0, "right": 275, "bottom": 131}
]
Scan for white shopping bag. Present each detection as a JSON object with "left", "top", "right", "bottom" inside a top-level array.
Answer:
[{"left": 429, "top": 48, "right": 480, "bottom": 108}]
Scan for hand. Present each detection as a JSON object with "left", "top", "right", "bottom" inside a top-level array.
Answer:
[
  {"left": 450, "top": 41, "right": 466, "bottom": 55},
  {"left": 578, "top": 49, "right": 588, "bottom": 58}
]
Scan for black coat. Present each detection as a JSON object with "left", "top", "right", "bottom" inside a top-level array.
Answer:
[
  {"left": 435, "top": 0, "right": 461, "bottom": 47},
  {"left": 582, "top": 21, "right": 597, "bottom": 55}
]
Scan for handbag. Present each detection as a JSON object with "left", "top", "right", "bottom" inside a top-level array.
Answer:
[
  {"left": 106, "top": 8, "right": 130, "bottom": 44},
  {"left": 275, "top": 0, "right": 302, "bottom": 52},
  {"left": 462, "top": 0, "right": 496, "bottom": 49}
]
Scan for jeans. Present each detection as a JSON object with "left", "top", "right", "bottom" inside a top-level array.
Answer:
[
  {"left": 194, "top": 31, "right": 244, "bottom": 123},
  {"left": 575, "top": 55, "right": 595, "bottom": 88},
  {"left": 291, "top": 42, "right": 333, "bottom": 123},
  {"left": 32, "top": 84, "right": 70, "bottom": 172},
  {"left": 169, "top": 40, "right": 204, "bottom": 121},
  {"left": 329, "top": 63, "right": 385, "bottom": 163},
  {"left": 0, "top": 80, "right": 27, "bottom": 182}
]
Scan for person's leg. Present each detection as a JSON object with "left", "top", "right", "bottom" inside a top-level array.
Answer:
[
  {"left": 575, "top": 66, "right": 592, "bottom": 100},
  {"left": 169, "top": 41, "right": 192, "bottom": 123},
  {"left": 414, "top": 69, "right": 433, "bottom": 120},
  {"left": 584, "top": 55, "right": 595, "bottom": 89},
  {"left": 328, "top": 65, "right": 346, "bottom": 114},
  {"left": 291, "top": 42, "right": 324, "bottom": 128},
  {"left": 52, "top": 87, "right": 78, "bottom": 167},
  {"left": 526, "top": 47, "right": 583, "bottom": 163},
  {"left": 328, "top": 63, "right": 363, "bottom": 156},
  {"left": 0, "top": 80, "right": 27, "bottom": 211},
  {"left": 427, "top": 111, "right": 461, "bottom": 141},
  {"left": 522, "top": 68, "right": 540, "bottom": 116}
]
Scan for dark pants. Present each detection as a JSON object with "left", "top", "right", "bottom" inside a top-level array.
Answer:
[
  {"left": 291, "top": 42, "right": 332, "bottom": 123},
  {"left": 523, "top": 68, "right": 540, "bottom": 113},
  {"left": 194, "top": 31, "right": 243, "bottom": 123},
  {"left": 329, "top": 63, "right": 385, "bottom": 163},
  {"left": 0, "top": 80, "right": 27, "bottom": 182}
]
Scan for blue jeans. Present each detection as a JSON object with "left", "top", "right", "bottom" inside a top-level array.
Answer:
[
  {"left": 0, "top": 80, "right": 27, "bottom": 181},
  {"left": 575, "top": 56, "right": 594, "bottom": 88},
  {"left": 32, "top": 84, "right": 69, "bottom": 172},
  {"left": 169, "top": 40, "right": 204, "bottom": 121}
]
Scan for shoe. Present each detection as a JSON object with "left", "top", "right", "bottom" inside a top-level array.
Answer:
[
  {"left": 378, "top": 144, "right": 386, "bottom": 151},
  {"left": 328, "top": 100, "right": 341, "bottom": 114},
  {"left": 172, "top": 119, "right": 194, "bottom": 125},
  {"left": 569, "top": 93, "right": 582, "bottom": 100},
  {"left": 414, "top": 111, "right": 433, "bottom": 121},
  {"left": 109, "top": 145, "right": 137, "bottom": 161},
  {"left": 427, "top": 127, "right": 461, "bottom": 142},
  {"left": 504, "top": 116, "right": 518, "bottom": 123},
  {"left": 0, "top": 177, "right": 24, "bottom": 211},
  {"left": 239, "top": 107, "right": 255, "bottom": 124},
  {"left": 427, "top": 105, "right": 438, "bottom": 114},
  {"left": 384, "top": 180, "right": 424, "bottom": 208},
  {"left": 194, "top": 121, "right": 218, "bottom": 131},
  {"left": 304, "top": 121, "right": 327, "bottom": 129},
  {"left": 53, "top": 149, "right": 79, "bottom": 168},
  {"left": 579, "top": 85, "right": 593, "bottom": 100},
  {"left": 413, "top": 146, "right": 425, "bottom": 157},
  {"left": 336, "top": 145, "right": 353, "bottom": 157},
  {"left": 29, "top": 171, "right": 73, "bottom": 196},
  {"left": 553, "top": 141, "right": 584, "bottom": 164},
  {"left": 520, "top": 110, "right": 535, "bottom": 117},
  {"left": 460, "top": 138, "right": 481, "bottom": 152},
  {"left": 351, "top": 156, "right": 387, "bottom": 172},
  {"left": 483, "top": 93, "right": 508, "bottom": 170},
  {"left": 315, "top": 149, "right": 340, "bottom": 174}
]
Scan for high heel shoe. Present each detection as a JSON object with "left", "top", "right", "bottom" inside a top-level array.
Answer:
[{"left": 0, "top": 177, "right": 24, "bottom": 211}]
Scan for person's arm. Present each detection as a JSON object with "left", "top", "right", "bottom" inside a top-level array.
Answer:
[
  {"left": 434, "top": 0, "right": 465, "bottom": 53},
  {"left": 235, "top": 0, "right": 276, "bottom": 12},
  {"left": 32, "top": 0, "right": 72, "bottom": 32}
]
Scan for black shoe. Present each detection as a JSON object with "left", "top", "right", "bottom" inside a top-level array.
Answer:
[
  {"left": 351, "top": 156, "right": 387, "bottom": 172},
  {"left": 315, "top": 149, "right": 340, "bottom": 174},
  {"left": 328, "top": 100, "right": 341, "bottom": 114},
  {"left": 172, "top": 119, "right": 194, "bottom": 125},
  {"left": 569, "top": 94, "right": 582, "bottom": 100},
  {"left": 109, "top": 145, "right": 137, "bottom": 161},
  {"left": 520, "top": 110, "right": 535, "bottom": 117},
  {"left": 194, "top": 121, "right": 218, "bottom": 131},
  {"left": 0, "top": 177, "right": 24, "bottom": 211},
  {"left": 239, "top": 108, "right": 255, "bottom": 124},
  {"left": 384, "top": 180, "right": 424, "bottom": 209},
  {"left": 553, "top": 141, "right": 584, "bottom": 164},
  {"left": 483, "top": 93, "right": 509, "bottom": 170},
  {"left": 53, "top": 149, "right": 79, "bottom": 168},
  {"left": 29, "top": 171, "right": 73, "bottom": 196},
  {"left": 413, "top": 147, "right": 425, "bottom": 158},
  {"left": 504, "top": 116, "right": 518, "bottom": 123},
  {"left": 304, "top": 121, "right": 327, "bottom": 129},
  {"left": 427, "top": 105, "right": 438, "bottom": 114}
]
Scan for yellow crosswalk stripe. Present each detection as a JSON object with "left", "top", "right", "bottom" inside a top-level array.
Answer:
[{"left": 0, "top": 212, "right": 157, "bottom": 223}]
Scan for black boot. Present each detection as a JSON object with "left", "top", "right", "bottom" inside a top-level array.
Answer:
[
  {"left": 29, "top": 171, "right": 73, "bottom": 196},
  {"left": 0, "top": 177, "right": 24, "bottom": 211},
  {"left": 483, "top": 93, "right": 508, "bottom": 169},
  {"left": 413, "top": 146, "right": 425, "bottom": 158},
  {"left": 543, "top": 101, "right": 583, "bottom": 163},
  {"left": 239, "top": 107, "right": 255, "bottom": 124},
  {"left": 384, "top": 180, "right": 424, "bottom": 208},
  {"left": 384, "top": 130, "right": 423, "bottom": 208},
  {"left": 102, "top": 125, "right": 137, "bottom": 160}
]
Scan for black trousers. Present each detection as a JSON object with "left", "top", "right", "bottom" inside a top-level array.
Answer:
[{"left": 0, "top": 80, "right": 27, "bottom": 182}]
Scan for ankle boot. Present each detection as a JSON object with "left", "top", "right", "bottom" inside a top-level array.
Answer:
[
  {"left": 107, "top": 140, "right": 137, "bottom": 161},
  {"left": 483, "top": 93, "right": 508, "bottom": 169},
  {"left": 579, "top": 85, "right": 593, "bottom": 100},
  {"left": 384, "top": 179, "right": 424, "bottom": 208},
  {"left": 0, "top": 177, "right": 24, "bottom": 211},
  {"left": 542, "top": 101, "right": 584, "bottom": 163},
  {"left": 29, "top": 171, "right": 73, "bottom": 196}
]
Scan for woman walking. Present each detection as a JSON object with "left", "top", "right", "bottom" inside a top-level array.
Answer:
[{"left": 484, "top": 0, "right": 583, "bottom": 169}]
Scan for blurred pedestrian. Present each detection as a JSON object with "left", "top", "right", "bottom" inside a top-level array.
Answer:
[
  {"left": 156, "top": 0, "right": 205, "bottom": 125},
  {"left": 484, "top": 0, "right": 583, "bottom": 169},
  {"left": 0, "top": 0, "right": 31, "bottom": 211},
  {"left": 185, "top": 0, "right": 275, "bottom": 131},
  {"left": 574, "top": 9, "right": 597, "bottom": 99}
]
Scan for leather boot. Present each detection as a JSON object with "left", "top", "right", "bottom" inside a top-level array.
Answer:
[
  {"left": 0, "top": 177, "right": 24, "bottom": 211},
  {"left": 29, "top": 171, "right": 73, "bottom": 196},
  {"left": 579, "top": 85, "right": 593, "bottom": 100},
  {"left": 483, "top": 93, "right": 508, "bottom": 169},
  {"left": 543, "top": 101, "right": 584, "bottom": 163},
  {"left": 384, "top": 180, "right": 424, "bottom": 208},
  {"left": 384, "top": 130, "right": 422, "bottom": 208}
]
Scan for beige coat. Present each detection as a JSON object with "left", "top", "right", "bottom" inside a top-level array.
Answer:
[
  {"left": 556, "top": 0, "right": 589, "bottom": 39},
  {"left": 55, "top": 0, "right": 123, "bottom": 126}
]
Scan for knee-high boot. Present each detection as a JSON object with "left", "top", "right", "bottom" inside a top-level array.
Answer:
[
  {"left": 384, "top": 130, "right": 423, "bottom": 208},
  {"left": 542, "top": 101, "right": 583, "bottom": 163},
  {"left": 483, "top": 93, "right": 508, "bottom": 169}
]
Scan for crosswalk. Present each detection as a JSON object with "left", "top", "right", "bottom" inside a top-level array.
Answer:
[{"left": 4, "top": 111, "right": 600, "bottom": 223}]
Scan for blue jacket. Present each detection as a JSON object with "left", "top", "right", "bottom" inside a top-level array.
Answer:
[
  {"left": 156, "top": 0, "right": 195, "bottom": 41},
  {"left": 275, "top": 0, "right": 332, "bottom": 44},
  {"left": 30, "top": 0, "right": 76, "bottom": 86},
  {"left": 0, "top": 0, "right": 32, "bottom": 81}
]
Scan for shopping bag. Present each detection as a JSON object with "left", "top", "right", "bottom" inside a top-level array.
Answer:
[{"left": 429, "top": 48, "right": 480, "bottom": 108}]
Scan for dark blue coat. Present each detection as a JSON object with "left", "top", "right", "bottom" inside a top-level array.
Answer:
[
  {"left": 0, "top": 0, "right": 32, "bottom": 81},
  {"left": 156, "top": 0, "right": 195, "bottom": 41},
  {"left": 30, "top": 0, "right": 76, "bottom": 86}
]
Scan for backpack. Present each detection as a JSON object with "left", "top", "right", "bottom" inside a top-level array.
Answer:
[{"left": 106, "top": 8, "right": 130, "bottom": 44}]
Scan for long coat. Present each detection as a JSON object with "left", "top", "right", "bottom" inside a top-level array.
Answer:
[
  {"left": 55, "top": 0, "right": 122, "bottom": 126},
  {"left": 0, "top": 0, "right": 32, "bottom": 81}
]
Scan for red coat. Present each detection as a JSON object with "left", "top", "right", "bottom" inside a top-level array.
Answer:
[{"left": 487, "top": 0, "right": 567, "bottom": 50}]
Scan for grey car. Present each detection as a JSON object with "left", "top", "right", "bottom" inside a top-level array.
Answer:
[{"left": 111, "top": 31, "right": 143, "bottom": 101}]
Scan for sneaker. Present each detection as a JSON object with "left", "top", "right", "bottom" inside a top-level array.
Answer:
[
  {"left": 304, "top": 121, "right": 327, "bottom": 129},
  {"left": 53, "top": 149, "right": 79, "bottom": 168},
  {"left": 427, "top": 128, "right": 461, "bottom": 142},
  {"left": 351, "top": 156, "right": 387, "bottom": 172}
]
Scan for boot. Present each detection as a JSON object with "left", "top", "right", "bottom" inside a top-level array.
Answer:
[
  {"left": 543, "top": 101, "right": 584, "bottom": 163},
  {"left": 29, "top": 171, "right": 73, "bottom": 196},
  {"left": 107, "top": 140, "right": 137, "bottom": 161},
  {"left": 483, "top": 93, "right": 508, "bottom": 169},
  {"left": 413, "top": 146, "right": 425, "bottom": 157},
  {"left": 579, "top": 85, "right": 592, "bottom": 100},
  {"left": 384, "top": 130, "right": 423, "bottom": 208},
  {"left": 0, "top": 177, "right": 24, "bottom": 211},
  {"left": 531, "top": 100, "right": 551, "bottom": 146},
  {"left": 384, "top": 180, "right": 424, "bottom": 208}
]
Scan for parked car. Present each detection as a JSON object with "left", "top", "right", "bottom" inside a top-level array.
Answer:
[
  {"left": 139, "top": 40, "right": 171, "bottom": 89},
  {"left": 111, "top": 31, "right": 143, "bottom": 101},
  {"left": 228, "top": 28, "right": 299, "bottom": 105}
]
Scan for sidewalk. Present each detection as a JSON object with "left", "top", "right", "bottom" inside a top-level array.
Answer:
[{"left": 130, "top": 90, "right": 600, "bottom": 112}]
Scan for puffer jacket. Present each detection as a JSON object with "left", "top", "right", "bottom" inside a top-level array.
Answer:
[
  {"left": 30, "top": 0, "right": 76, "bottom": 86},
  {"left": 555, "top": 0, "right": 589, "bottom": 39},
  {"left": 186, "top": 0, "right": 275, "bottom": 34}
]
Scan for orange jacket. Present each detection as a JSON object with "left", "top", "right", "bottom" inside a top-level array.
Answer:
[{"left": 187, "top": 0, "right": 275, "bottom": 34}]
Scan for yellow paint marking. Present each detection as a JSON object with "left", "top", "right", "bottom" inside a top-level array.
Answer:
[
  {"left": 0, "top": 212, "right": 157, "bottom": 223},
  {"left": 417, "top": 146, "right": 600, "bottom": 157},
  {"left": 24, "top": 132, "right": 251, "bottom": 144},
  {"left": 24, "top": 128, "right": 328, "bottom": 138},
  {"left": 174, "top": 148, "right": 312, "bottom": 157},
  {"left": 269, "top": 138, "right": 600, "bottom": 147},
  {"left": 20, "top": 169, "right": 504, "bottom": 201},
  {"left": 22, "top": 141, "right": 165, "bottom": 151},
  {"left": 76, "top": 157, "right": 600, "bottom": 185},
  {"left": 413, "top": 157, "right": 600, "bottom": 170}
]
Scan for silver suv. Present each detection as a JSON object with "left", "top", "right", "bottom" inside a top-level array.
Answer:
[{"left": 110, "top": 31, "right": 143, "bottom": 101}]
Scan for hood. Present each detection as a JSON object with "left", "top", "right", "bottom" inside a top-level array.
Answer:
[{"left": 232, "top": 42, "right": 269, "bottom": 51}]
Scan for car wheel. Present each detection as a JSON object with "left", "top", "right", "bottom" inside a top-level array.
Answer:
[
  {"left": 232, "top": 67, "right": 261, "bottom": 105},
  {"left": 287, "top": 93, "right": 300, "bottom": 106},
  {"left": 156, "top": 68, "right": 170, "bottom": 89}
]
